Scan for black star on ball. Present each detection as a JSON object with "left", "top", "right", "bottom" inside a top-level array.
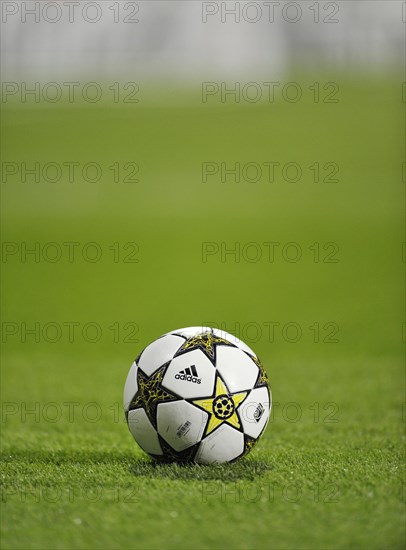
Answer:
[
  {"left": 129, "top": 365, "right": 178, "bottom": 428},
  {"left": 174, "top": 331, "right": 235, "bottom": 364},
  {"left": 151, "top": 436, "right": 199, "bottom": 464}
]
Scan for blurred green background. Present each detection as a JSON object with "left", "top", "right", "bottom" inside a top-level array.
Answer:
[{"left": 1, "top": 73, "right": 404, "bottom": 549}]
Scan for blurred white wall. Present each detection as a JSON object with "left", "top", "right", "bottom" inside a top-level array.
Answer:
[{"left": 1, "top": 1, "right": 403, "bottom": 81}]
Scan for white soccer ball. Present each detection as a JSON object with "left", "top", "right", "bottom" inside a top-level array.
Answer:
[{"left": 123, "top": 326, "right": 272, "bottom": 464}]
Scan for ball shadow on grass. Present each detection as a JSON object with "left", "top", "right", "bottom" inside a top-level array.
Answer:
[
  {"left": 1, "top": 449, "right": 273, "bottom": 483},
  {"left": 130, "top": 458, "right": 273, "bottom": 481}
]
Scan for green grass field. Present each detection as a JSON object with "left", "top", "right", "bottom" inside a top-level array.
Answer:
[{"left": 1, "top": 75, "right": 404, "bottom": 549}]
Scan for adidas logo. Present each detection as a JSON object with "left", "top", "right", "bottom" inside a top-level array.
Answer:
[
  {"left": 175, "top": 365, "right": 201, "bottom": 384},
  {"left": 253, "top": 402, "right": 265, "bottom": 422}
]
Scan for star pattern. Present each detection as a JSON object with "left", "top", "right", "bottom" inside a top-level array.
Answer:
[
  {"left": 176, "top": 331, "right": 235, "bottom": 364},
  {"left": 129, "top": 365, "right": 178, "bottom": 428},
  {"left": 239, "top": 434, "right": 259, "bottom": 459},
  {"left": 251, "top": 355, "right": 269, "bottom": 387},
  {"left": 151, "top": 436, "right": 198, "bottom": 463},
  {"left": 192, "top": 375, "right": 247, "bottom": 436}
]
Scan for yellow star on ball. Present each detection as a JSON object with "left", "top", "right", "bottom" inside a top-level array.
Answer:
[{"left": 192, "top": 375, "right": 247, "bottom": 435}]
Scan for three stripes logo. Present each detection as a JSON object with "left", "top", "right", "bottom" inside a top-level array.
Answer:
[{"left": 175, "top": 365, "right": 201, "bottom": 384}]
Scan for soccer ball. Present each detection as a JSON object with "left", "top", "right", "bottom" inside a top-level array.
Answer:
[{"left": 123, "top": 326, "right": 271, "bottom": 464}]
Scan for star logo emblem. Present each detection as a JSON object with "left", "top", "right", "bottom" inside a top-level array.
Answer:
[
  {"left": 129, "top": 365, "right": 178, "bottom": 428},
  {"left": 192, "top": 375, "right": 247, "bottom": 436},
  {"left": 175, "top": 331, "right": 235, "bottom": 364}
]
